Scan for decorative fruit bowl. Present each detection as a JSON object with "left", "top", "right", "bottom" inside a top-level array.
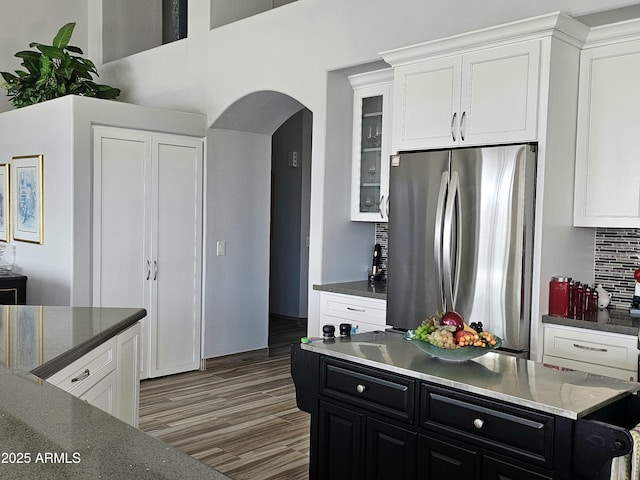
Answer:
[{"left": 403, "top": 330, "right": 502, "bottom": 362}]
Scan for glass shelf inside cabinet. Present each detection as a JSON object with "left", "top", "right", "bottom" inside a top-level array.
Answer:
[{"left": 358, "top": 95, "right": 383, "bottom": 214}]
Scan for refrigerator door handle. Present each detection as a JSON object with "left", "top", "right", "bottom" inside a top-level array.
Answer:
[
  {"left": 433, "top": 172, "right": 448, "bottom": 312},
  {"left": 443, "top": 170, "right": 461, "bottom": 311}
]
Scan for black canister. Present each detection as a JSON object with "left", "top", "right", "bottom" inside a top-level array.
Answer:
[
  {"left": 322, "top": 324, "right": 335, "bottom": 339},
  {"left": 339, "top": 323, "right": 352, "bottom": 337}
]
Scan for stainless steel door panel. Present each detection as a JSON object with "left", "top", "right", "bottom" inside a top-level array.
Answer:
[
  {"left": 451, "top": 145, "right": 535, "bottom": 352},
  {"left": 387, "top": 151, "right": 449, "bottom": 330}
]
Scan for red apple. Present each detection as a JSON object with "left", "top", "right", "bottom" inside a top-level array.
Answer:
[{"left": 440, "top": 311, "right": 464, "bottom": 332}]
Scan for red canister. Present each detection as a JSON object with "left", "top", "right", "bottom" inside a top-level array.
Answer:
[{"left": 549, "top": 276, "right": 571, "bottom": 317}]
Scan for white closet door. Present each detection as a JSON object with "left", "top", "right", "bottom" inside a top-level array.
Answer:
[
  {"left": 93, "top": 127, "right": 151, "bottom": 309},
  {"left": 149, "top": 135, "right": 203, "bottom": 377}
]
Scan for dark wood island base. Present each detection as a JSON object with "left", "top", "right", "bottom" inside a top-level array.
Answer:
[{"left": 291, "top": 333, "right": 640, "bottom": 480}]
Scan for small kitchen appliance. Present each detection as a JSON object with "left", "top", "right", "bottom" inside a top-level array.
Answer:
[{"left": 368, "top": 243, "right": 383, "bottom": 283}]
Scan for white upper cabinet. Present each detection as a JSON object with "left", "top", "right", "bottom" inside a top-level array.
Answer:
[
  {"left": 460, "top": 41, "right": 540, "bottom": 146},
  {"left": 349, "top": 69, "right": 393, "bottom": 222},
  {"left": 388, "top": 40, "right": 540, "bottom": 152},
  {"left": 574, "top": 24, "right": 640, "bottom": 227}
]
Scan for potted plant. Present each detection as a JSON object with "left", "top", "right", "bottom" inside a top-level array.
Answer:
[{"left": 0, "top": 22, "right": 120, "bottom": 108}]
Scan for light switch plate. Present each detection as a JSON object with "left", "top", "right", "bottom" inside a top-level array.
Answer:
[{"left": 216, "top": 241, "right": 226, "bottom": 256}]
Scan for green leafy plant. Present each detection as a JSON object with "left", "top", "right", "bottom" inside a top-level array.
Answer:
[{"left": 0, "top": 22, "right": 120, "bottom": 108}]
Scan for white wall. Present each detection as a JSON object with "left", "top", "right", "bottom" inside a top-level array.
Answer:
[
  {"left": 204, "top": 129, "right": 271, "bottom": 356},
  {"left": 0, "top": 95, "right": 206, "bottom": 306},
  {"left": 1, "top": 0, "right": 639, "bottom": 357},
  {"left": 0, "top": 1, "right": 88, "bottom": 114},
  {"left": 102, "top": 0, "right": 162, "bottom": 63},
  {"left": 87, "top": 0, "right": 639, "bottom": 356},
  {"left": 0, "top": 100, "right": 74, "bottom": 305}
]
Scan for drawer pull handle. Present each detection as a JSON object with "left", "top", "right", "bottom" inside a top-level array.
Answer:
[
  {"left": 356, "top": 384, "right": 366, "bottom": 394},
  {"left": 71, "top": 369, "right": 90, "bottom": 383},
  {"left": 473, "top": 418, "right": 484, "bottom": 429},
  {"left": 347, "top": 307, "right": 366, "bottom": 312},
  {"left": 573, "top": 343, "right": 607, "bottom": 352}
]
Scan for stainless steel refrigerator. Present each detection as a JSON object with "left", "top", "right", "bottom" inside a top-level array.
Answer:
[{"left": 386, "top": 144, "right": 536, "bottom": 356}]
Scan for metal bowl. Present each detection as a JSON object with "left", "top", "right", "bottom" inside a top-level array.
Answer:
[{"left": 403, "top": 330, "right": 502, "bottom": 362}]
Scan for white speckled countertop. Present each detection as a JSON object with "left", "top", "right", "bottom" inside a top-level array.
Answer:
[{"left": 301, "top": 330, "right": 640, "bottom": 419}]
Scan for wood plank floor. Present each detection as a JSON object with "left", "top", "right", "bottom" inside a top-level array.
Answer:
[{"left": 139, "top": 317, "right": 310, "bottom": 480}]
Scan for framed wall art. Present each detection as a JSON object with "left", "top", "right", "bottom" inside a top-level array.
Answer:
[
  {"left": 11, "top": 155, "right": 43, "bottom": 244},
  {"left": 0, "top": 163, "right": 9, "bottom": 242}
]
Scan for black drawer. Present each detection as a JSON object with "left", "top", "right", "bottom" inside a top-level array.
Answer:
[
  {"left": 320, "top": 358, "right": 415, "bottom": 423},
  {"left": 420, "top": 384, "right": 554, "bottom": 468}
]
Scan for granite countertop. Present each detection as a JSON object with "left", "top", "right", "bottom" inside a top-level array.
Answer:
[
  {"left": 0, "top": 305, "right": 145, "bottom": 378},
  {"left": 0, "top": 305, "right": 230, "bottom": 480},
  {"left": 313, "top": 280, "right": 387, "bottom": 300},
  {"left": 301, "top": 330, "right": 640, "bottom": 419},
  {"left": 542, "top": 308, "right": 640, "bottom": 336}
]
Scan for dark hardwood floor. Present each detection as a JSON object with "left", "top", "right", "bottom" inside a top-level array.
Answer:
[{"left": 139, "top": 316, "right": 309, "bottom": 480}]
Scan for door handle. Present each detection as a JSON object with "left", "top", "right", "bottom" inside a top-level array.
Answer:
[
  {"left": 443, "top": 170, "right": 461, "bottom": 311},
  {"left": 71, "top": 369, "right": 90, "bottom": 383},
  {"left": 460, "top": 111, "right": 466, "bottom": 141},
  {"left": 146, "top": 260, "right": 151, "bottom": 280},
  {"left": 153, "top": 260, "right": 158, "bottom": 281},
  {"left": 451, "top": 112, "right": 458, "bottom": 142},
  {"left": 434, "top": 171, "right": 448, "bottom": 312},
  {"left": 573, "top": 343, "right": 607, "bottom": 352}
]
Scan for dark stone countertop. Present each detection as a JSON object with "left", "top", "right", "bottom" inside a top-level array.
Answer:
[
  {"left": 313, "top": 280, "right": 387, "bottom": 300},
  {"left": 542, "top": 309, "right": 640, "bottom": 336},
  {"left": 0, "top": 306, "right": 230, "bottom": 480}
]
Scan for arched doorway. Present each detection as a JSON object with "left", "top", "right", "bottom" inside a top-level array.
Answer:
[{"left": 203, "top": 91, "right": 311, "bottom": 358}]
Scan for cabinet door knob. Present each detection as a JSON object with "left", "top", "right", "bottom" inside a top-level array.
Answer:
[
  {"left": 473, "top": 418, "right": 484, "bottom": 429},
  {"left": 356, "top": 384, "right": 366, "bottom": 394}
]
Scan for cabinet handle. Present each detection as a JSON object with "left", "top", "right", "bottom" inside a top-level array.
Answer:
[
  {"left": 460, "top": 111, "right": 466, "bottom": 141},
  {"left": 71, "top": 369, "right": 90, "bottom": 383},
  {"left": 573, "top": 343, "right": 607, "bottom": 352},
  {"left": 146, "top": 260, "right": 151, "bottom": 280},
  {"left": 451, "top": 112, "right": 457, "bottom": 142},
  {"left": 153, "top": 260, "right": 158, "bottom": 281},
  {"left": 473, "top": 418, "right": 484, "bottom": 429},
  {"left": 356, "top": 384, "right": 366, "bottom": 394},
  {"left": 347, "top": 307, "right": 366, "bottom": 312},
  {"left": 379, "top": 195, "right": 385, "bottom": 219}
]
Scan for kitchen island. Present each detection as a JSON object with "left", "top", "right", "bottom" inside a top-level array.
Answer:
[
  {"left": 0, "top": 306, "right": 229, "bottom": 480},
  {"left": 292, "top": 330, "right": 640, "bottom": 480}
]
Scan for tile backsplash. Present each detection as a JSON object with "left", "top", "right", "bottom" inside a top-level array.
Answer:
[
  {"left": 377, "top": 223, "right": 640, "bottom": 310},
  {"left": 594, "top": 228, "right": 640, "bottom": 309},
  {"left": 374, "top": 222, "right": 388, "bottom": 276}
]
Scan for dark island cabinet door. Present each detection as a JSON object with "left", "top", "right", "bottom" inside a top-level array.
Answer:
[
  {"left": 317, "top": 401, "right": 364, "bottom": 480},
  {"left": 483, "top": 456, "right": 553, "bottom": 480},
  {"left": 418, "top": 434, "right": 479, "bottom": 479},
  {"left": 365, "top": 418, "right": 417, "bottom": 480}
]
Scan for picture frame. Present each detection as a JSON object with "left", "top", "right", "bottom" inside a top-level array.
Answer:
[
  {"left": 11, "top": 155, "right": 43, "bottom": 244},
  {"left": 0, "top": 163, "right": 9, "bottom": 242}
]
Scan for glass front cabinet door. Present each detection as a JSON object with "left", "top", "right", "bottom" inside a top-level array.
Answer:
[{"left": 349, "top": 69, "right": 393, "bottom": 222}]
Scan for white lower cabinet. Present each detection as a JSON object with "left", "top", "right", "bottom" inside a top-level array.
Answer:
[
  {"left": 47, "top": 323, "right": 141, "bottom": 426},
  {"left": 318, "top": 292, "right": 389, "bottom": 337},
  {"left": 542, "top": 324, "right": 638, "bottom": 382}
]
